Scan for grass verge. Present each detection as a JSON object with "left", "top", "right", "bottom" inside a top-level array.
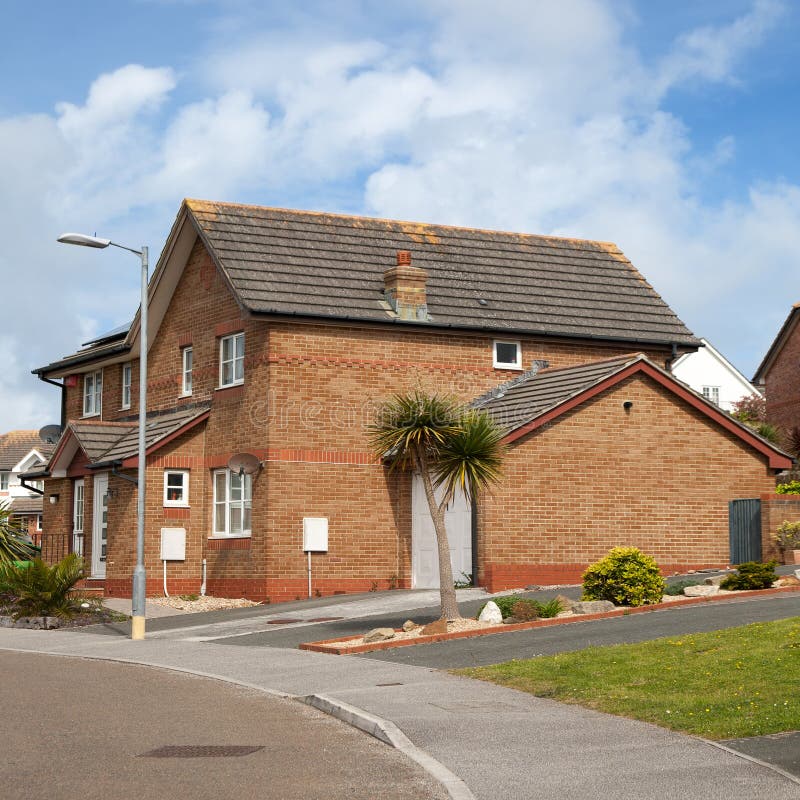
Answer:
[{"left": 455, "top": 617, "right": 800, "bottom": 739}]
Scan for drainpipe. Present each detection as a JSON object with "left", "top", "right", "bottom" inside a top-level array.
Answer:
[
  {"left": 665, "top": 342, "right": 679, "bottom": 372},
  {"left": 19, "top": 478, "right": 44, "bottom": 496},
  {"left": 37, "top": 374, "right": 66, "bottom": 431}
]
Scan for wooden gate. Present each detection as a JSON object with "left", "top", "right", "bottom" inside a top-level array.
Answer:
[{"left": 728, "top": 499, "right": 762, "bottom": 564}]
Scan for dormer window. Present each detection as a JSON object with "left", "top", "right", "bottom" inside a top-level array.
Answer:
[
  {"left": 83, "top": 370, "right": 103, "bottom": 417},
  {"left": 493, "top": 340, "right": 522, "bottom": 370}
]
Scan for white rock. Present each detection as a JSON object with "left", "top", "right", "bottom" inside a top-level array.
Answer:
[
  {"left": 684, "top": 584, "right": 719, "bottom": 597},
  {"left": 478, "top": 600, "right": 503, "bottom": 625},
  {"left": 795, "top": 569, "right": 800, "bottom": 580}
]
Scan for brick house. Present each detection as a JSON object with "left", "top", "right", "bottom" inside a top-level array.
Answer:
[
  {"left": 753, "top": 303, "right": 800, "bottom": 434},
  {"left": 32, "top": 200, "right": 792, "bottom": 600},
  {"left": 0, "top": 430, "right": 52, "bottom": 544}
]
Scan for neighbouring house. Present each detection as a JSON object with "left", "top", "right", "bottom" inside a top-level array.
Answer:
[
  {"left": 753, "top": 303, "right": 800, "bottom": 434},
  {"left": 670, "top": 338, "right": 762, "bottom": 412},
  {"left": 0, "top": 430, "right": 52, "bottom": 545},
  {"left": 31, "top": 200, "right": 792, "bottom": 600}
]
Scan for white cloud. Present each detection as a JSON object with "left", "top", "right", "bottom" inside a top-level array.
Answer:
[{"left": 0, "top": 0, "right": 796, "bottom": 432}]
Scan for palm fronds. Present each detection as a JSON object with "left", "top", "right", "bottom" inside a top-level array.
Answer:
[
  {"left": 0, "top": 554, "right": 85, "bottom": 618},
  {"left": 0, "top": 503, "right": 36, "bottom": 565}
]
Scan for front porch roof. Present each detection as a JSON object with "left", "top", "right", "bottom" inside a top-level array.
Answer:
[{"left": 47, "top": 403, "right": 210, "bottom": 475}]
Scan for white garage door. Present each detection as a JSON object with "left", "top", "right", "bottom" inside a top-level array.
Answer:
[{"left": 411, "top": 474, "right": 472, "bottom": 589}]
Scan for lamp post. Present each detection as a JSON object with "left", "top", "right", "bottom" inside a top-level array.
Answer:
[{"left": 57, "top": 232, "right": 148, "bottom": 640}]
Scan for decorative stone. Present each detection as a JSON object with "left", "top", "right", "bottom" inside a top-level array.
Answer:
[
  {"left": 795, "top": 569, "right": 800, "bottom": 580},
  {"left": 555, "top": 594, "right": 577, "bottom": 612},
  {"left": 571, "top": 600, "right": 615, "bottom": 615},
  {"left": 477, "top": 601, "right": 503, "bottom": 625},
  {"left": 703, "top": 575, "right": 725, "bottom": 586},
  {"left": 401, "top": 620, "right": 418, "bottom": 632},
  {"left": 684, "top": 584, "right": 719, "bottom": 597},
  {"left": 363, "top": 627, "right": 395, "bottom": 643},
  {"left": 421, "top": 618, "right": 448, "bottom": 635}
]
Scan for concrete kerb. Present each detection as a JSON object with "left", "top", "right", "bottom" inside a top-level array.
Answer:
[
  {"left": 301, "top": 694, "right": 475, "bottom": 800},
  {"left": 0, "top": 644, "right": 473, "bottom": 800},
  {"left": 700, "top": 737, "right": 800, "bottom": 788}
]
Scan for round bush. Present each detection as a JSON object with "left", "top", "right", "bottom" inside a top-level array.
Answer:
[{"left": 582, "top": 547, "right": 665, "bottom": 607}]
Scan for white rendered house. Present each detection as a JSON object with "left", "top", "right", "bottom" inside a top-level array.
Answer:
[{"left": 671, "top": 338, "right": 761, "bottom": 412}]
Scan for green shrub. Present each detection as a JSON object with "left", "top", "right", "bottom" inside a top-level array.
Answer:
[
  {"left": 0, "top": 554, "right": 85, "bottom": 618},
  {"left": 477, "top": 595, "right": 565, "bottom": 621},
  {"left": 719, "top": 561, "right": 777, "bottom": 591},
  {"left": 582, "top": 547, "right": 665, "bottom": 607},
  {"left": 535, "top": 597, "right": 564, "bottom": 618},
  {"left": 776, "top": 481, "right": 800, "bottom": 495}
]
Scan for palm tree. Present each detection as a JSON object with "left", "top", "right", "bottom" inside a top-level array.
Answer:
[
  {"left": 0, "top": 503, "right": 36, "bottom": 565},
  {"left": 370, "top": 391, "right": 505, "bottom": 621}
]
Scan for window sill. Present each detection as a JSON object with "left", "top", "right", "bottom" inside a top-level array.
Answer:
[
  {"left": 209, "top": 534, "right": 251, "bottom": 540},
  {"left": 82, "top": 412, "right": 101, "bottom": 419},
  {"left": 493, "top": 364, "right": 523, "bottom": 371},
  {"left": 163, "top": 504, "right": 190, "bottom": 509},
  {"left": 179, "top": 392, "right": 193, "bottom": 398},
  {"left": 216, "top": 381, "right": 244, "bottom": 391},
  {"left": 119, "top": 406, "right": 131, "bottom": 412}
]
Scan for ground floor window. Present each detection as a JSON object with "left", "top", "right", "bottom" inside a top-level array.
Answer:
[
  {"left": 212, "top": 469, "right": 252, "bottom": 537},
  {"left": 163, "top": 470, "right": 190, "bottom": 507},
  {"left": 73, "top": 479, "right": 84, "bottom": 557}
]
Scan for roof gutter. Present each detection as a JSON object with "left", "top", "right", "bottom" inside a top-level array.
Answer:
[
  {"left": 33, "top": 342, "right": 131, "bottom": 379},
  {"left": 248, "top": 308, "right": 701, "bottom": 351}
]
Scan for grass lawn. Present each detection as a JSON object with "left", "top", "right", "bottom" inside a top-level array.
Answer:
[{"left": 455, "top": 617, "right": 800, "bottom": 739}]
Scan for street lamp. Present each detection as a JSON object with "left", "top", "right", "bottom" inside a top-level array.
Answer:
[{"left": 57, "top": 232, "right": 149, "bottom": 641}]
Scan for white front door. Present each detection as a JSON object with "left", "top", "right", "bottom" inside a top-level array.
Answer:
[
  {"left": 91, "top": 473, "right": 108, "bottom": 578},
  {"left": 411, "top": 474, "right": 472, "bottom": 589}
]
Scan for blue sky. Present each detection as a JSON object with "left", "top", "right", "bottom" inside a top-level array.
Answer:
[{"left": 1, "top": 0, "right": 799, "bottom": 429}]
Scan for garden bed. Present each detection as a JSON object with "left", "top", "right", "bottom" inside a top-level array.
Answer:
[{"left": 299, "top": 584, "right": 800, "bottom": 655}]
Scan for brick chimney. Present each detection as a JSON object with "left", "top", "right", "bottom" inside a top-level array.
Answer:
[{"left": 383, "top": 251, "right": 429, "bottom": 321}]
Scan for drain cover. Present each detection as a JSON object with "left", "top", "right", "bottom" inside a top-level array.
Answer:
[{"left": 140, "top": 745, "right": 264, "bottom": 758}]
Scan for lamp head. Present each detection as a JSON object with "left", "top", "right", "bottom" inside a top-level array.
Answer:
[{"left": 57, "top": 233, "right": 111, "bottom": 249}]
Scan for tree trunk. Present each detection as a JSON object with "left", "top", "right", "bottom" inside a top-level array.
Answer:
[{"left": 417, "top": 450, "right": 461, "bottom": 621}]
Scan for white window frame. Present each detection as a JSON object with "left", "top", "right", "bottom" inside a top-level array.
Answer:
[
  {"left": 212, "top": 469, "right": 252, "bottom": 538},
  {"left": 163, "top": 470, "right": 190, "bottom": 507},
  {"left": 219, "top": 333, "right": 245, "bottom": 388},
  {"left": 36, "top": 514, "right": 42, "bottom": 531},
  {"left": 73, "top": 479, "right": 84, "bottom": 557},
  {"left": 121, "top": 362, "right": 132, "bottom": 409},
  {"left": 181, "top": 346, "right": 193, "bottom": 396},
  {"left": 493, "top": 340, "right": 522, "bottom": 370},
  {"left": 0, "top": 472, "right": 8, "bottom": 491},
  {"left": 702, "top": 385, "right": 720, "bottom": 406},
  {"left": 83, "top": 370, "right": 103, "bottom": 417}
]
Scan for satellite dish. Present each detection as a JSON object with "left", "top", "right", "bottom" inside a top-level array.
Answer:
[
  {"left": 38, "top": 425, "right": 62, "bottom": 444},
  {"left": 227, "top": 452, "right": 262, "bottom": 476}
]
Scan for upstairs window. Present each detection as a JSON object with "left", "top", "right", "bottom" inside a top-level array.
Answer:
[
  {"left": 0, "top": 473, "right": 8, "bottom": 491},
  {"left": 702, "top": 386, "right": 720, "bottom": 406},
  {"left": 83, "top": 370, "right": 103, "bottom": 417},
  {"left": 493, "top": 340, "right": 522, "bottom": 370},
  {"left": 181, "top": 346, "right": 193, "bottom": 396},
  {"left": 213, "top": 469, "right": 252, "bottom": 537},
  {"left": 121, "top": 363, "right": 132, "bottom": 409},
  {"left": 219, "top": 333, "right": 244, "bottom": 387}
]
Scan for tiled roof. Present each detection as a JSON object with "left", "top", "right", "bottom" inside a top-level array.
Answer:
[
  {"left": 474, "top": 354, "right": 640, "bottom": 433},
  {"left": 71, "top": 421, "right": 137, "bottom": 462},
  {"left": 95, "top": 404, "right": 210, "bottom": 464},
  {"left": 187, "top": 199, "right": 699, "bottom": 347},
  {"left": 0, "top": 431, "right": 51, "bottom": 470},
  {"left": 8, "top": 497, "right": 43, "bottom": 515}
]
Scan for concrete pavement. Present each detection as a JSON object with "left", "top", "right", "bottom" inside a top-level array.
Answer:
[{"left": 1, "top": 619, "right": 798, "bottom": 800}]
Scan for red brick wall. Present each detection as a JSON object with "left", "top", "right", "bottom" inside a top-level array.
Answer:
[
  {"left": 764, "top": 318, "right": 800, "bottom": 433},
  {"left": 478, "top": 374, "right": 780, "bottom": 590},
  {"left": 760, "top": 494, "right": 800, "bottom": 563}
]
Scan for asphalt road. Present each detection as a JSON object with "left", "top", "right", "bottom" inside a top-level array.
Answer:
[
  {"left": 212, "top": 593, "right": 800, "bottom": 669},
  {"left": 1, "top": 651, "right": 448, "bottom": 800}
]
